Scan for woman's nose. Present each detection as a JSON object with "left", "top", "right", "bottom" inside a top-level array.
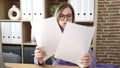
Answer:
[{"left": 64, "top": 16, "right": 68, "bottom": 21}]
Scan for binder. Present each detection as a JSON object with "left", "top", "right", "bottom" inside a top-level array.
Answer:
[
  {"left": 14, "top": 22, "right": 22, "bottom": 43},
  {"left": 69, "top": 0, "right": 79, "bottom": 21},
  {"left": 1, "top": 22, "right": 6, "bottom": 43},
  {"left": 1, "top": 22, "right": 12, "bottom": 43},
  {"left": 5, "top": 22, "right": 12, "bottom": 43},
  {"left": 33, "top": 0, "right": 45, "bottom": 21},
  {"left": 21, "top": 0, "right": 27, "bottom": 20},
  {"left": 26, "top": 0, "right": 33, "bottom": 21},
  {"left": 87, "top": 0, "right": 94, "bottom": 21},
  {"left": 69, "top": 0, "right": 95, "bottom": 21},
  {"left": 11, "top": 22, "right": 22, "bottom": 43},
  {"left": 76, "top": 0, "right": 82, "bottom": 21},
  {"left": 11, "top": 22, "right": 16, "bottom": 43},
  {"left": 81, "top": 0, "right": 88, "bottom": 21}
]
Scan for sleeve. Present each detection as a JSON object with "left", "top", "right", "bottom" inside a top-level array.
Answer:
[
  {"left": 34, "top": 57, "right": 39, "bottom": 65},
  {"left": 88, "top": 48, "right": 96, "bottom": 68}
]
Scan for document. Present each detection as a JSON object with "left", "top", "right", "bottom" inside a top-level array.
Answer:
[
  {"left": 54, "top": 23, "right": 95, "bottom": 67},
  {"left": 31, "top": 17, "right": 62, "bottom": 60}
]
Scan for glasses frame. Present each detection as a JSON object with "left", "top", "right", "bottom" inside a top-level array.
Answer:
[{"left": 59, "top": 14, "right": 73, "bottom": 21}]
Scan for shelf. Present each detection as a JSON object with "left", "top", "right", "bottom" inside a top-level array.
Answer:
[
  {"left": 0, "top": 19, "right": 21, "bottom": 22},
  {"left": 23, "top": 42, "right": 37, "bottom": 46},
  {"left": 76, "top": 22, "right": 94, "bottom": 26},
  {"left": 2, "top": 43, "right": 21, "bottom": 45},
  {"left": 0, "top": 0, "right": 20, "bottom": 20}
]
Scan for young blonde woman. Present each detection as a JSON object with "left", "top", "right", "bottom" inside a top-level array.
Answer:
[{"left": 34, "top": 3, "right": 95, "bottom": 68}]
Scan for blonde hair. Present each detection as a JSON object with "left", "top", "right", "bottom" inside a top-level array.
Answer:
[{"left": 54, "top": 3, "right": 75, "bottom": 22}]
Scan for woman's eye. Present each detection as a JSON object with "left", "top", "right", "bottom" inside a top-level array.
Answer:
[
  {"left": 67, "top": 14, "right": 72, "bottom": 17},
  {"left": 60, "top": 15, "right": 64, "bottom": 17}
]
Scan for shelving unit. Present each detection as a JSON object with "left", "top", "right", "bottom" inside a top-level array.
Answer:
[
  {"left": 0, "top": 0, "right": 69, "bottom": 64},
  {"left": 0, "top": 0, "right": 97, "bottom": 64}
]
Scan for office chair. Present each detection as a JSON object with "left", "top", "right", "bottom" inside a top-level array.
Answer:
[{"left": 0, "top": 52, "right": 21, "bottom": 63}]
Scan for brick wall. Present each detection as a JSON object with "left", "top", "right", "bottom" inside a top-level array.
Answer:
[{"left": 96, "top": 0, "right": 120, "bottom": 66}]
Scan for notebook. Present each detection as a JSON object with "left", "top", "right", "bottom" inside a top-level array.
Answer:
[{"left": 0, "top": 54, "right": 6, "bottom": 68}]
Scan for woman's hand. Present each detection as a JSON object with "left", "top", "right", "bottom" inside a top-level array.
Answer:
[
  {"left": 34, "top": 45, "right": 46, "bottom": 64},
  {"left": 80, "top": 52, "right": 91, "bottom": 68}
]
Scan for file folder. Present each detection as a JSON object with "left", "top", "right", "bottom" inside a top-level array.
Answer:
[
  {"left": 1, "top": 22, "right": 6, "bottom": 43},
  {"left": 81, "top": 0, "right": 88, "bottom": 21},
  {"left": 1, "top": 22, "right": 12, "bottom": 43},
  {"left": 26, "top": 0, "right": 33, "bottom": 21},
  {"left": 33, "top": 0, "right": 45, "bottom": 21},
  {"left": 87, "top": 0, "right": 94, "bottom": 21},
  {"left": 5, "top": 22, "right": 12, "bottom": 43},
  {"left": 21, "top": 0, "right": 27, "bottom": 20},
  {"left": 11, "top": 22, "right": 22, "bottom": 43}
]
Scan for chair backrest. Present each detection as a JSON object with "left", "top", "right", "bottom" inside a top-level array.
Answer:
[
  {"left": 1, "top": 53, "right": 21, "bottom": 63},
  {"left": 0, "top": 54, "right": 6, "bottom": 68}
]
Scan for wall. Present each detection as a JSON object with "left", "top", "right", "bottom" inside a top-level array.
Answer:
[{"left": 96, "top": 0, "right": 120, "bottom": 67}]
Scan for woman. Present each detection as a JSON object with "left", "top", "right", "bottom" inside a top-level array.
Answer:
[{"left": 34, "top": 3, "right": 96, "bottom": 68}]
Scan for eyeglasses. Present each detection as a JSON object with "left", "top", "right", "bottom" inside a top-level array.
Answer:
[{"left": 59, "top": 14, "right": 72, "bottom": 21}]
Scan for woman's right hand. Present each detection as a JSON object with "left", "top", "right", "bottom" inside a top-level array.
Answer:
[{"left": 34, "top": 45, "right": 46, "bottom": 64}]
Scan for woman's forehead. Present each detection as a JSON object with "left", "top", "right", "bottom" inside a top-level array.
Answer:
[{"left": 61, "top": 7, "right": 72, "bottom": 14}]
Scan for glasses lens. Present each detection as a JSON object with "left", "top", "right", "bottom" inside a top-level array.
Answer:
[
  {"left": 59, "top": 14, "right": 65, "bottom": 20},
  {"left": 66, "top": 14, "right": 72, "bottom": 20},
  {"left": 59, "top": 14, "right": 72, "bottom": 21}
]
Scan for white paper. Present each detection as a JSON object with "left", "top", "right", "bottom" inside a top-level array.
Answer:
[
  {"left": 55, "top": 23, "right": 95, "bottom": 67},
  {"left": 31, "top": 17, "right": 62, "bottom": 60}
]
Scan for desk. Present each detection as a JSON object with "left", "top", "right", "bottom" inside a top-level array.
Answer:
[{"left": 5, "top": 63, "right": 80, "bottom": 68}]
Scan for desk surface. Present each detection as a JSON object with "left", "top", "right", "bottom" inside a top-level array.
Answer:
[{"left": 5, "top": 63, "right": 80, "bottom": 68}]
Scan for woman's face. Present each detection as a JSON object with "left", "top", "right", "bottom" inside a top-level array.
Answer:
[{"left": 58, "top": 7, "right": 73, "bottom": 29}]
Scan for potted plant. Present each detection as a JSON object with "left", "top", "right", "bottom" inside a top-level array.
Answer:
[{"left": 50, "top": 5, "right": 58, "bottom": 16}]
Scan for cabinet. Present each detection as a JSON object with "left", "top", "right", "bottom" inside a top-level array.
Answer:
[{"left": 0, "top": 0, "right": 97, "bottom": 64}]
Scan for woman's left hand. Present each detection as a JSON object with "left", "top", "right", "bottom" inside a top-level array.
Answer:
[{"left": 80, "top": 52, "right": 91, "bottom": 68}]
